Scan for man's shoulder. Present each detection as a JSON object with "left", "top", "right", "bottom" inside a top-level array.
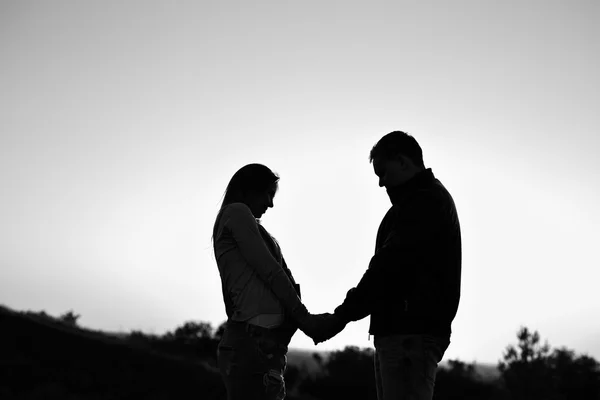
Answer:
[
  {"left": 414, "top": 179, "right": 455, "bottom": 207},
  {"left": 390, "top": 185, "right": 452, "bottom": 223},
  {"left": 403, "top": 187, "right": 440, "bottom": 211}
]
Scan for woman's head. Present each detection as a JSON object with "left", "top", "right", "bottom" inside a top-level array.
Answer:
[{"left": 220, "top": 163, "right": 279, "bottom": 219}]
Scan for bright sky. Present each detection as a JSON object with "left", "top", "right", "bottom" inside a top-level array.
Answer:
[{"left": 1, "top": 1, "right": 599, "bottom": 364}]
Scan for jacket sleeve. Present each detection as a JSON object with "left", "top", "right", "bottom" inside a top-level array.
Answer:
[
  {"left": 223, "top": 203, "right": 307, "bottom": 318},
  {"left": 335, "top": 191, "right": 442, "bottom": 323},
  {"left": 282, "top": 257, "right": 301, "bottom": 299}
]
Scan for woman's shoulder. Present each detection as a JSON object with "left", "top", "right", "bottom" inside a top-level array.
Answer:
[
  {"left": 220, "top": 202, "right": 255, "bottom": 223},
  {"left": 222, "top": 202, "right": 251, "bottom": 214}
]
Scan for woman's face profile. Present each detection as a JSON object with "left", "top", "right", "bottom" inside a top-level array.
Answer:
[{"left": 245, "top": 183, "right": 277, "bottom": 219}]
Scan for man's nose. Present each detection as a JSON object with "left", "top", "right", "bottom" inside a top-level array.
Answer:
[{"left": 379, "top": 178, "right": 385, "bottom": 187}]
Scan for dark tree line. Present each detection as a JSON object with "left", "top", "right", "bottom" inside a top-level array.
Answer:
[
  {"left": 498, "top": 327, "right": 600, "bottom": 400},
  {"left": 289, "top": 326, "right": 600, "bottom": 400},
  {"left": 6, "top": 307, "right": 599, "bottom": 400},
  {"left": 127, "top": 320, "right": 226, "bottom": 368}
]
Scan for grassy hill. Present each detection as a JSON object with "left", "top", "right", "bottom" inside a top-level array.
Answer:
[{"left": 0, "top": 305, "right": 226, "bottom": 400}]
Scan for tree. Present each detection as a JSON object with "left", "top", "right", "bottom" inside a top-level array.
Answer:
[
  {"left": 164, "top": 321, "right": 219, "bottom": 364},
  {"left": 58, "top": 311, "right": 80, "bottom": 326},
  {"left": 498, "top": 326, "right": 600, "bottom": 400},
  {"left": 498, "top": 327, "right": 555, "bottom": 399},
  {"left": 172, "top": 321, "right": 213, "bottom": 343},
  {"left": 548, "top": 347, "right": 600, "bottom": 399}
]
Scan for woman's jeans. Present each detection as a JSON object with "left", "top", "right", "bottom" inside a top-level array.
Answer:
[
  {"left": 374, "top": 334, "right": 450, "bottom": 400},
  {"left": 218, "top": 321, "right": 292, "bottom": 400}
]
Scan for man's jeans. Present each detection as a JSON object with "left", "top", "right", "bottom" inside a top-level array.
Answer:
[
  {"left": 374, "top": 334, "right": 450, "bottom": 400},
  {"left": 218, "top": 321, "right": 290, "bottom": 400}
]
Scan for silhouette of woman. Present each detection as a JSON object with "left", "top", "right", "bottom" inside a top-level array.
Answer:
[{"left": 212, "top": 163, "right": 322, "bottom": 400}]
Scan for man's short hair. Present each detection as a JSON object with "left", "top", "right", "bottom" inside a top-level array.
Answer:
[{"left": 369, "top": 131, "right": 425, "bottom": 168}]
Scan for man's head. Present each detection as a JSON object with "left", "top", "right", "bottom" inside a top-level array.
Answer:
[{"left": 369, "top": 131, "right": 425, "bottom": 189}]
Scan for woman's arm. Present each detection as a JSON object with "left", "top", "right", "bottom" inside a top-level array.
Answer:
[
  {"left": 282, "top": 257, "right": 301, "bottom": 299},
  {"left": 222, "top": 203, "right": 307, "bottom": 320}
]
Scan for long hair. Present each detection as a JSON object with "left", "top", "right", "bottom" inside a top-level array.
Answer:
[{"left": 212, "top": 163, "right": 280, "bottom": 243}]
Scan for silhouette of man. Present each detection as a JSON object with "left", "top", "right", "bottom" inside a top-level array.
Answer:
[{"left": 321, "top": 131, "right": 462, "bottom": 400}]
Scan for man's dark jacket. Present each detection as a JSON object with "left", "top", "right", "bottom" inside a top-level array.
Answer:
[{"left": 335, "top": 168, "right": 461, "bottom": 337}]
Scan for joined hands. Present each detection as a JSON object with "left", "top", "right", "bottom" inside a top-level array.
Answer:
[{"left": 302, "top": 313, "right": 347, "bottom": 345}]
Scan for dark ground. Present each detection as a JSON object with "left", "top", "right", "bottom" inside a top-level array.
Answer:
[{"left": 0, "top": 305, "right": 227, "bottom": 400}]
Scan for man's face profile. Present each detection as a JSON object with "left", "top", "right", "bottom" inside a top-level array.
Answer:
[{"left": 372, "top": 155, "right": 413, "bottom": 189}]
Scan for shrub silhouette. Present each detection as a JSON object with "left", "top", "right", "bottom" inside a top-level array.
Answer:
[
  {"left": 434, "top": 359, "right": 503, "bottom": 400},
  {"left": 58, "top": 310, "right": 81, "bottom": 326},
  {"left": 299, "top": 346, "right": 377, "bottom": 400},
  {"left": 126, "top": 320, "right": 222, "bottom": 368},
  {"left": 499, "top": 326, "right": 600, "bottom": 400}
]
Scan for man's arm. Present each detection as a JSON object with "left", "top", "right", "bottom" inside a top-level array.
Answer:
[
  {"left": 333, "top": 256, "right": 385, "bottom": 323},
  {"left": 334, "top": 192, "right": 441, "bottom": 323}
]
